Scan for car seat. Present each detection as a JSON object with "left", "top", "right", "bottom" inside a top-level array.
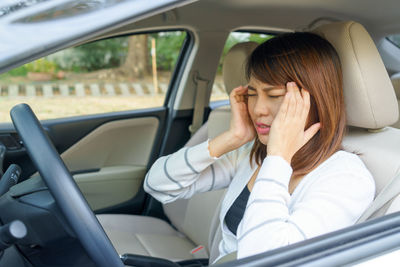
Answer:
[
  {"left": 213, "top": 20, "right": 400, "bottom": 264},
  {"left": 312, "top": 22, "right": 400, "bottom": 222}
]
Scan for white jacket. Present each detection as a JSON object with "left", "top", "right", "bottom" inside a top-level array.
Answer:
[{"left": 144, "top": 140, "right": 375, "bottom": 263}]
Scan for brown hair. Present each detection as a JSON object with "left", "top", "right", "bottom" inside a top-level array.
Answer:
[{"left": 246, "top": 32, "right": 345, "bottom": 177}]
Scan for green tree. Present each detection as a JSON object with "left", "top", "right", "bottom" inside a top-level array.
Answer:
[
  {"left": 150, "top": 31, "right": 186, "bottom": 71},
  {"left": 248, "top": 33, "right": 274, "bottom": 44},
  {"left": 71, "top": 37, "right": 129, "bottom": 72}
]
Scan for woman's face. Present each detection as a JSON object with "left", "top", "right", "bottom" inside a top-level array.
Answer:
[{"left": 247, "top": 76, "right": 287, "bottom": 145}]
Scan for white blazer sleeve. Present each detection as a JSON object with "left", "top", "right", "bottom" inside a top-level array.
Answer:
[
  {"left": 236, "top": 155, "right": 375, "bottom": 259},
  {"left": 144, "top": 140, "right": 240, "bottom": 204}
]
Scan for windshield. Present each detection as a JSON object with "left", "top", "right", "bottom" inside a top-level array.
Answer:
[
  {"left": 0, "top": 0, "right": 49, "bottom": 18},
  {"left": 13, "top": 0, "right": 132, "bottom": 23},
  {"left": 0, "top": 0, "right": 196, "bottom": 73}
]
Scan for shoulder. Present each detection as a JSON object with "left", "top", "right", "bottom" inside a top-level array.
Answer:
[
  {"left": 319, "top": 150, "right": 372, "bottom": 177},
  {"left": 306, "top": 150, "right": 375, "bottom": 198}
]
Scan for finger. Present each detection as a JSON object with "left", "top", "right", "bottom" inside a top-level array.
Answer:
[
  {"left": 301, "top": 88, "right": 311, "bottom": 120},
  {"left": 234, "top": 94, "right": 240, "bottom": 102},
  {"left": 231, "top": 86, "right": 250, "bottom": 105},
  {"left": 275, "top": 90, "right": 290, "bottom": 121},
  {"left": 231, "top": 85, "right": 246, "bottom": 95},
  {"left": 236, "top": 95, "right": 246, "bottom": 103},
  {"left": 304, "top": 122, "right": 321, "bottom": 144},
  {"left": 230, "top": 86, "right": 244, "bottom": 101},
  {"left": 286, "top": 82, "right": 297, "bottom": 119},
  {"left": 293, "top": 83, "right": 303, "bottom": 116}
]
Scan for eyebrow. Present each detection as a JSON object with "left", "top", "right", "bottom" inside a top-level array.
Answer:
[{"left": 248, "top": 85, "right": 285, "bottom": 91}]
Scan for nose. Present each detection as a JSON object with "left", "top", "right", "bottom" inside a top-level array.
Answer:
[{"left": 253, "top": 95, "right": 271, "bottom": 117}]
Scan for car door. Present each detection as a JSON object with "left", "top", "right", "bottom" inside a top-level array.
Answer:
[{"left": 0, "top": 29, "right": 191, "bottom": 213}]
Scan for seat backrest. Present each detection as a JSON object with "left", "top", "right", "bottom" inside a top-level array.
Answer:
[
  {"left": 162, "top": 42, "right": 258, "bottom": 253},
  {"left": 212, "top": 22, "right": 400, "bottom": 264},
  {"left": 312, "top": 21, "right": 400, "bottom": 218}
]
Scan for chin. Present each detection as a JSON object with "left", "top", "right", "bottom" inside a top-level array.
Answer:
[{"left": 257, "top": 135, "right": 269, "bottom": 145}]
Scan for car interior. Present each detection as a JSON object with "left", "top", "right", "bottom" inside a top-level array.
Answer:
[
  {"left": 2, "top": 0, "right": 400, "bottom": 266},
  {"left": 98, "top": 19, "right": 400, "bottom": 265}
]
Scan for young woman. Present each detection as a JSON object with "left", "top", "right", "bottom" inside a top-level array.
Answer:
[{"left": 144, "top": 32, "right": 375, "bottom": 263}]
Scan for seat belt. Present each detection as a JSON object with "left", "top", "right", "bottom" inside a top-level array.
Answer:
[
  {"left": 357, "top": 172, "right": 400, "bottom": 223},
  {"left": 189, "top": 71, "right": 209, "bottom": 136}
]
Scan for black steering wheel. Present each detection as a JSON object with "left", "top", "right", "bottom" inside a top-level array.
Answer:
[{"left": 10, "top": 103, "right": 124, "bottom": 267}]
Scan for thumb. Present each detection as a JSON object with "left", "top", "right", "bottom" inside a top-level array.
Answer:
[{"left": 303, "top": 122, "right": 321, "bottom": 144}]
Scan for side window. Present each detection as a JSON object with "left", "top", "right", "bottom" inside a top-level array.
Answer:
[
  {"left": 0, "top": 31, "right": 187, "bottom": 122},
  {"left": 210, "top": 32, "right": 274, "bottom": 102},
  {"left": 387, "top": 35, "right": 400, "bottom": 47}
]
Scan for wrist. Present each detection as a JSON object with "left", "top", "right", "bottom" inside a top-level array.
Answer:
[
  {"left": 267, "top": 149, "right": 292, "bottom": 164},
  {"left": 208, "top": 131, "right": 244, "bottom": 158},
  {"left": 226, "top": 130, "right": 247, "bottom": 148}
]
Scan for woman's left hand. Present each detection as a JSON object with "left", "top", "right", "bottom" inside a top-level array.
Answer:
[{"left": 267, "top": 82, "right": 321, "bottom": 164}]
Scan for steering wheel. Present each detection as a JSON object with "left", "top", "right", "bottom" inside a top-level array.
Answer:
[{"left": 10, "top": 104, "right": 124, "bottom": 267}]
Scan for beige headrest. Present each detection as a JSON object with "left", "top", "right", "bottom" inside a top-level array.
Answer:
[
  {"left": 222, "top": 41, "right": 258, "bottom": 95},
  {"left": 312, "top": 21, "right": 398, "bottom": 129}
]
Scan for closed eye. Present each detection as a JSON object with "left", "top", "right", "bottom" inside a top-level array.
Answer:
[{"left": 269, "top": 95, "right": 284, "bottom": 98}]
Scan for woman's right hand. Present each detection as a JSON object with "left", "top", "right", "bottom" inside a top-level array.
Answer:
[
  {"left": 208, "top": 86, "right": 256, "bottom": 158},
  {"left": 228, "top": 86, "right": 256, "bottom": 146}
]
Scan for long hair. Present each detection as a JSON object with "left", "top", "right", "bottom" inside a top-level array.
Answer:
[{"left": 247, "top": 32, "right": 345, "bottom": 177}]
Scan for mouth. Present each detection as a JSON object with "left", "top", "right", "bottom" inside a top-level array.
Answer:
[{"left": 255, "top": 122, "right": 271, "bottom": 135}]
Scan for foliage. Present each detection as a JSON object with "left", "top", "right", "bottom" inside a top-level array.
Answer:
[
  {"left": 7, "top": 65, "right": 28, "bottom": 76},
  {"left": 67, "top": 37, "right": 129, "bottom": 72},
  {"left": 149, "top": 31, "right": 187, "bottom": 70},
  {"left": 1, "top": 58, "right": 59, "bottom": 78},
  {"left": 26, "top": 58, "right": 59, "bottom": 73},
  {"left": 248, "top": 33, "right": 274, "bottom": 44}
]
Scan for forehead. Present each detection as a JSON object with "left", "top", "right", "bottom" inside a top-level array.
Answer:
[{"left": 248, "top": 76, "right": 285, "bottom": 90}]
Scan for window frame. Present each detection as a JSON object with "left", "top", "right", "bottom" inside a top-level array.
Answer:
[
  {"left": 0, "top": 28, "right": 193, "bottom": 122},
  {"left": 386, "top": 35, "right": 400, "bottom": 49},
  {"left": 218, "top": 211, "right": 400, "bottom": 266}
]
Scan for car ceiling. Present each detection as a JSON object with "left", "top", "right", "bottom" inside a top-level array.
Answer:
[{"left": 109, "top": 0, "right": 400, "bottom": 41}]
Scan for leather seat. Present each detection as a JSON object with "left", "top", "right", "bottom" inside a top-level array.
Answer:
[
  {"left": 311, "top": 22, "right": 400, "bottom": 222},
  {"left": 214, "top": 21, "right": 400, "bottom": 263},
  {"left": 97, "top": 214, "right": 198, "bottom": 261}
]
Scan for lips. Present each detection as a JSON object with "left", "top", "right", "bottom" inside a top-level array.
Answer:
[{"left": 255, "top": 122, "right": 270, "bottom": 135}]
